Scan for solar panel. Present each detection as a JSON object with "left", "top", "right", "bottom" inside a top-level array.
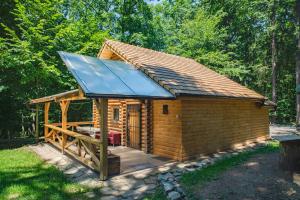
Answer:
[{"left": 58, "top": 51, "right": 175, "bottom": 99}]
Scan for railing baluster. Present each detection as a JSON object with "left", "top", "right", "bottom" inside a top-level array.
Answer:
[
  {"left": 44, "top": 124, "right": 102, "bottom": 173},
  {"left": 78, "top": 140, "right": 82, "bottom": 157},
  {"left": 62, "top": 132, "right": 65, "bottom": 154}
]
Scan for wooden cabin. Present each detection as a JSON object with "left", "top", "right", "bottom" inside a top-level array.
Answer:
[
  {"left": 30, "top": 40, "right": 274, "bottom": 180},
  {"left": 93, "top": 40, "right": 273, "bottom": 161}
]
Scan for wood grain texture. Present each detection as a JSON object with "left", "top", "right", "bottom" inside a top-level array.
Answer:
[
  {"left": 180, "top": 98, "right": 269, "bottom": 160},
  {"left": 95, "top": 98, "right": 108, "bottom": 181},
  {"left": 152, "top": 100, "right": 183, "bottom": 160},
  {"left": 92, "top": 99, "right": 153, "bottom": 153}
]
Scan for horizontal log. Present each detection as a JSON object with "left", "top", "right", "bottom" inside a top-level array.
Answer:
[
  {"left": 50, "top": 121, "right": 94, "bottom": 127},
  {"left": 45, "top": 124, "right": 101, "bottom": 145}
]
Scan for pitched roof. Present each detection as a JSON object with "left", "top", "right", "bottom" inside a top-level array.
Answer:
[{"left": 99, "top": 40, "right": 266, "bottom": 100}]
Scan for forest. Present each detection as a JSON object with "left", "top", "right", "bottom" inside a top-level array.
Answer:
[{"left": 0, "top": 0, "right": 299, "bottom": 138}]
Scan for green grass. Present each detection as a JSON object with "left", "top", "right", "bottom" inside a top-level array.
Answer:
[
  {"left": 0, "top": 148, "right": 101, "bottom": 200},
  {"left": 180, "top": 141, "right": 280, "bottom": 198},
  {"left": 143, "top": 187, "right": 167, "bottom": 200}
]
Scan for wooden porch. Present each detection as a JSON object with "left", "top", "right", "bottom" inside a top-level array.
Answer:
[
  {"left": 29, "top": 51, "right": 175, "bottom": 180},
  {"left": 30, "top": 89, "right": 111, "bottom": 180},
  {"left": 30, "top": 88, "right": 172, "bottom": 180}
]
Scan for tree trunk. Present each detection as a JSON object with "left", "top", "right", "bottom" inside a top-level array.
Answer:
[
  {"left": 271, "top": 0, "right": 277, "bottom": 123},
  {"left": 296, "top": 0, "right": 300, "bottom": 129},
  {"left": 271, "top": 32, "right": 277, "bottom": 104}
]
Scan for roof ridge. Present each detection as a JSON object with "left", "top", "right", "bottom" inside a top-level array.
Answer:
[
  {"left": 105, "top": 39, "right": 195, "bottom": 62},
  {"left": 100, "top": 39, "right": 266, "bottom": 100}
]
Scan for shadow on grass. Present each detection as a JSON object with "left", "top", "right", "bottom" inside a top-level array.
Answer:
[
  {"left": 0, "top": 148, "right": 100, "bottom": 200},
  {"left": 181, "top": 142, "right": 279, "bottom": 186},
  {"left": 180, "top": 141, "right": 280, "bottom": 199}
]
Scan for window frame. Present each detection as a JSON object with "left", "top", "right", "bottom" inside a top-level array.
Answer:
[{"left": 112, "top": 107, "right": 120, "bottom": 122}]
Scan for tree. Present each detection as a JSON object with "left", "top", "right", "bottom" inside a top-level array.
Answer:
[
  {"left": 271, "top": 0, "right": 277, "bottom": 107},
  {"left": 0, "top": 0, "right": 109, "bottom": 136},
  {"left": 111, "top": 0, "right": 157, "bottom": 48},
  {"left": 296, "top": 0, "right": 300, "bottom": 128},
  {"left": 0, "top": 0, "right": 17, "bottom": 37}
]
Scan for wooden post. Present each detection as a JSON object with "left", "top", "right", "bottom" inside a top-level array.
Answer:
[
  {"left": 95, "top": 98, "right": 108, "bottom": 180},
  {"left": 44, "top": 102, "right": 50, "bottom": 142},
  {"left": 35, "top": 104, "right": 40, "bottom": 143},
  {"left": 60, "top": 100, "right": 70, "bottom": 154}
]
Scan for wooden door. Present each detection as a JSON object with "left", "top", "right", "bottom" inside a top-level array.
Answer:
[{"left": 127, "top": 104, "right": 141, "bottom": 149}]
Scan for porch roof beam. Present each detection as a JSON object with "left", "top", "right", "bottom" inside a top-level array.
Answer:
[{"left": 29, "top": 88, "right": 86, "bottom": 105}]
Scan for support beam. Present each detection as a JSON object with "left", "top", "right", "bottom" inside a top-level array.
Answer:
[
  {"left": 60, "top": 100, "right": 70, "bottom": 154},
  {"left": 95, "top": 98, "right": 108, "bottom": 181},
  {"left": 44, "top": 102, "right": 51, "bottom": 142},
  {"left": 60, "top": 101, "right": 70, "bottom": 129},
  {"left": 35, "top": 104, "right": 40, "bottom": 143}
]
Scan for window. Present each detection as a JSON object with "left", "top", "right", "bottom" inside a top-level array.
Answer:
[
  {"left": 163, "top": 105, "right": 168, "bottom": 114},
  {"left": 113, "top": 107, "right": 120, "bottom": 122}
]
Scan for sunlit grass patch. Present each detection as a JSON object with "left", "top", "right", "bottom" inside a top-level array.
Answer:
[{"left": 0, "top": 148, "right": 101, "bottom": 200}]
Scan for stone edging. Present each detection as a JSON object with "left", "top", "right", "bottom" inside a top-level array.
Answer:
[{"left": 157, "top": 142, "right": 268, "bottom": 200}]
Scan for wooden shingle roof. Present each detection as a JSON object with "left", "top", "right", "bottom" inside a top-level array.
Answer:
[{"left": 99, "top": 40, "right": 266, "bottom": 100}]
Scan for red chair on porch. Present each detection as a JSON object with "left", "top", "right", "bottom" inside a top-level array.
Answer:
[{"left": 108, "top": 130, "right": 121, "bottom": 146}]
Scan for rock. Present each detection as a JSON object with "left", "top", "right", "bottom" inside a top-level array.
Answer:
[
  {"left": 101, "top": 187, "right": 120, "bottom": 196},
  {"left": 209, "top": 159, "right": 215, "bottom": 165},
  {"left": 202, "top": 159, "right": 211, "bottom": 164},
  {"left": 84, "top": 191, "right": 96, "bottom": 198},
  {"left": 144, "top": 176, "right": 157, "bottom": 184},
  {"left": 162, "top": 182, "right": 174, "bottom": 192},
  {"left": 173, "top": 172, "right": 181, "bottom": 177},
  {"left": 195, "top": 162, "right": 204, "bottom": 168},
  {"left": 122, "top": 184, "right": 156, "bottom": 199},
  {"left": 168, "top": 191, "right": 181, "bottom": 200},
  {"left": 176, "top": 187, "right": 185, "bottom": 195},
  {"left": 293, "top": 173, "right": 300, "bottom": 186},
  {"left": 167, "top": 175, "right": 175, "bottom": 181},
  {"left": 213, "top": 153, "right": 221, "bottom": 158},
  {"left": 186, "top": 168, "right": 196, "bottom": 172},
  {"left": 159, "top": 172, "right": 173, "bottom": 181},
  {"left": 99, "top": 196, "right": 118, "bottom": 200}
]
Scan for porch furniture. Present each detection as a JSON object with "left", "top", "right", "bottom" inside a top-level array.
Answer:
[
  {"left": 108, "top": 130, "right": 121, "bottom": 146},
  {"left": 76, "top": 126, "right": 101, "bottom": 139}
]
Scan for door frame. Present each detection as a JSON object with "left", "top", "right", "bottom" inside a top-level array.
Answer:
[{"left": 126, "top": 104, "right": 141, "bottom": 150}]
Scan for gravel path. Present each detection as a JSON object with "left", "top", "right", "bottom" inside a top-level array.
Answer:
[{"left": 195, "top": 152, "right": 300, "bottom": 200}]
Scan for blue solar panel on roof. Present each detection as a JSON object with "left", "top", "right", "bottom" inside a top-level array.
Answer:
[{"left": 58, "top": 51, "right": 174, "bottom": 99}]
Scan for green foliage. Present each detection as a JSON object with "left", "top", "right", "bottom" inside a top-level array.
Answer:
[
  {"left": 0, "top": 148, "right": 100, "bottom": 200},
  {"left": 143, "top": 186, "right": 167, "bottom": 200},
  {"left": 0, "top": 0, "right": 298, "bottom": 137},
  {"left": 0, "top": 0, "right": 109, "bottom": 136}
]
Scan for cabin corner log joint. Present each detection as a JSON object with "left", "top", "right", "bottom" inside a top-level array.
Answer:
[{"left": 29, "top": 40, "right": 275, "bottom": 180}]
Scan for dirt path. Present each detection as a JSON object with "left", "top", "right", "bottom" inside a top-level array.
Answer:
[{"left": 195, "top": 152, "right": 300, "bottom": 200}]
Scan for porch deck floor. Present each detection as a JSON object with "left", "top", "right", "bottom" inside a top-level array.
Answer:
[
  {"left": 108, "top": 146, "right": 172, "bottom": 174},
  {"left": 31, "top": 142, "right": 172, "bottom": 177}
]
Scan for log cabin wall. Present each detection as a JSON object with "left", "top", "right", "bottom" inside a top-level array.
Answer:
[
  {"left": 152, "top": 100, "right": 183, "bottom": 160},
  {"left": 92, "top": 99, "right": 152, "bottom": 153},
  {"left": 180, "top": 97, "right": 269, "bottom": 161}
]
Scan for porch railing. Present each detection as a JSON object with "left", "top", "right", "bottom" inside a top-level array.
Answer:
[{"left": 45, "top": 123, "right": 101, "bottom": 172}]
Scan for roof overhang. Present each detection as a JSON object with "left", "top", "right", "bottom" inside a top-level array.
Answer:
[
  {"left": 29, "top": 89, "right": 86, "bottom": 104},
  {"left": 58, "top": 51, "right": 175, "bottom": 99}
]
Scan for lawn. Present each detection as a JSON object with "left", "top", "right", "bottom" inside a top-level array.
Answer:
[
  {"left": 0, "top": 148, "right": 100, "bottom": 200},
  {"left": 143, "top": 187, "right": 167, "bottom": 200},
  {"left": 180, "top": 141, "right": 280, "bottom": 199}
]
